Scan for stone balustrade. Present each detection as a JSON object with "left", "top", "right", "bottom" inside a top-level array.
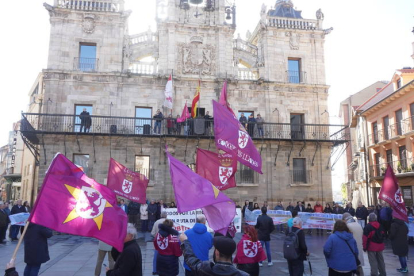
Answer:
[
  {"left": 130, "top": 32, "right": 158, "bottom": 45},
  {"left": 237, "top": 68, "right": 258, "bottom": 80},
  {"left": 54, "top": 0, "right": 122, "bottom": 12},
  {"left": 129, "top": 62, "right": 158, "bottom": 75},
  {"left": 267, "top": 17, "right": 317, "bottom": 30},
  {"left": 233, "top": 39, "right": 258, "bottom": 56}
]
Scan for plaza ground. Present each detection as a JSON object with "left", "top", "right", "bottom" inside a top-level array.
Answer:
[{"left": 0, "top": 230, "right": 412, "bottom": 275}]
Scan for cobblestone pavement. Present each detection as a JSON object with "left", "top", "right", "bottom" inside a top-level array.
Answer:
[{"left": 0, "top": 230, "right": 412, "bottom": 275}]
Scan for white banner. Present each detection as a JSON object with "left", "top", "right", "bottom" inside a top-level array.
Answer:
[
  {"left": 9, "top": 213, "right": 30, "bottom": 226},
  {"left": 165, "top": 208, "right": 242, "bottom": 233},
  {"left": 245, "top": 210, "right": 343, "bottom": 230}
]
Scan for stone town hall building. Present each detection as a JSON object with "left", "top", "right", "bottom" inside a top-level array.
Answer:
[{"left": 20, "top": 0, "right": 347, "bottom": 206}]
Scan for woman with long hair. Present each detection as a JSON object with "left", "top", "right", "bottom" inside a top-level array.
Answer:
[
  {"left": 324, "top": 203, "right": 333, "bottom": 213},
  {"left": 253, "top": 203, "right": 260, "bottom": 210},
  {"left": 153, "top": 219, "right": 182, "bottom": 276},
  {"left": 323, "top": 220, "right": 359, "bottom": 276},
  {"left": 234, "top": 225, "right": 266, "bottom": 276}
]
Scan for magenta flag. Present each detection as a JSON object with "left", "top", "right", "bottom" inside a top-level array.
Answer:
[
  {"left": 107, "top": 158, "right": 149, "bottom": 204},
  {"left": 29, "top": 154, "right": 128, "bottom": 251},
  {"left": 213, "top": 100, "right": 263, "bottom": 174},
  {"left": 379, "top": 165, "right": 408, "bottom": 222},
  {"left": 177, "top": 102, "right": 190, "bottom": 123},
  {"left": 196, "top": 148, "right": 237, "bottom": 191},
  {"left": 166, "top": 150, "right": 236, "bottom": 234},
  {"left": 219, "top": 81, "right": 235, "bottom": 115}
]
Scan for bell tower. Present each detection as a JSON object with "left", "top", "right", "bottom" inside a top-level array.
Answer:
[{"left": 156, "top": 0, "right": 237, "bottom": 78}]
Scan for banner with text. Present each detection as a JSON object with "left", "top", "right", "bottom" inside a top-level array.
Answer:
[
  {"left": 9, "top": 213, "right": 30, "bottom": 226},
  {"left": 166, "top": 208, "right": 241, "bottom": 233},
  {"left": 245, "top": 210, "right": 343, "bottom": 230}
]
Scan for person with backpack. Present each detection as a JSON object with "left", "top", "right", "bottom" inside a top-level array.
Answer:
[
  {"left": 363, "top": 213, "right": 386, "bottom": 276},
  {"left": 389, "top": 213, "right": 409, "bottom": 273},
  {"left": 255, "top": 207, "right": 275, "bottom": 267},
  {"left": 234, "top": 225, "right": 266, "bottom": 276},
  {"left": 323, "top": 220, "right": 359, "bottom": 276},
  {"left": 284, "top": 217, "right": 308, "bottom": 276}
]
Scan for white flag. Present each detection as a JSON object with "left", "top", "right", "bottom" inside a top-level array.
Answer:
[{"left": 164, "top": 75, "right": 173, "bottom": 109}]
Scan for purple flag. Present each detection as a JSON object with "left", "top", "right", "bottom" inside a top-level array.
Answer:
[
  {"left": 166, "top": 150, "right": 236, "bottom": 234},
  {"left": 213, "top": 100, "right": 263, "bottom": 174}
]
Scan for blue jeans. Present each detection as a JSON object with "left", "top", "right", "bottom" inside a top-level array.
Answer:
[
  {"left": 258, "top": 127, "right": 264, "bottom": 137},
  {"left": 24, "top": 264, "right": 41, "bottom": 276},
  {"left": 153, "top": 249, "right": 158, "bottom": 273},
  {"left": 141, "top": 220, "right": 148, "bottom": 232},
  {"left": 260, "top": 240, "right": 271, "bottom": 263},
  {"left": 154, "top": 122, "right": 161, "bottom": 134},
  {"left": 149, "top": 220, "right": 155, "bottom": 233},
  {"left": 399, "top": 256, "right": 407, "bottom": 269},
  {"left": 11, "top": 225, "right": 20, "bottom": 239},
  {"left": 276, "top": 224, "right": 284, "bottom": 232}
]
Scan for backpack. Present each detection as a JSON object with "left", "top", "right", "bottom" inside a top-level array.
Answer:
[
  {"left": 283, "top": 228, "right": 301, "bottom": 260},
  {"left": 370, "top": 227, "right": 384, "bottom": 244}
]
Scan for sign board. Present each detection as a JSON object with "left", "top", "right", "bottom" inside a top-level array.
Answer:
[{"left": 9, "top": 213, "right": 30, "bottom": 226}]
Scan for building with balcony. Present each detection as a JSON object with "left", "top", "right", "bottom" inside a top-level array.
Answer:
[
  {"left": 19, "top": 0, "right": 348, "bottom": 206},
  {"left": 351, "top": 68, "right": 414, "bottom": 207},
  {"left": 339, "top": 81, "right": 388, "bottom": 206}
]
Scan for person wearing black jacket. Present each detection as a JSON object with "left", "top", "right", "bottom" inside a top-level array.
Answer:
[
  {"left": 247, "top": 114, "right": 256, "bottom": 137},
  {"left": 332, "top": 203, "right": 344, "bottom": 214},
  {"left": 255, "top": 207, "right": 275, "bottom": 266},
  {"left": 24, "top": 223, "right": 53, "bottom": 275},
  {"left": 344, "top": 203, "right": 355, "bottom": 217},
  {"left": 148, "top": 200, "right": 158, "bottom": 232},
  {"left": 389, "top": 217, "right": 409, "bottom": 273},
  {"left": 286, "top": 202, "right": 295, "bottom": 214},
  {"left": 287, "top": 217, "right": 308, "bottom": 276},
  {"left": 242, "top": 200, "right": 252, "bottom": 219},
  {"left": 179, "top": 234, "right": 248, "bottom": 276},
  {"left": 10, "top": 200, "right": 26, "bottom": 241},
  {"left": 107, "top": 224, "right": 142, "bottom": 276},
  {"left": 0, "top": 202, "right": 9, "bottom": 244},
  {"left": 127, "top": 201, "right": 140, "bottom": 228},
  {"left": 355, "top": 202, "right": 368, "bottom": 228},
  {"left": 294, "top": 202, "right": 305, "bottom": 213}
]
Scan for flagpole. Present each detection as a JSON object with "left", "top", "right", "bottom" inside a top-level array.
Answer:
[
  {"left": 171, "top": 69, "right": 174, "bottom": 116},
  {"left": 10, "top": 221, "right": 30, "bottom": 263}
]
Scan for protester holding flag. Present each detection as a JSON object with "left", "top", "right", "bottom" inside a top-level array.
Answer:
[
  {"left": 154, "top": 219, "right": 182, "bottom": 276},
  {"left": 234, "top": 225, "right": 266, "bottom": 276},
  {"left": 389, "top": 213, "right": 409, "bottom": 273},
  {"left": 106, "top": 223, "right": 142, "bottom": 276},
  {"left": 24, "top": 223, "right": 53, "bottom": 276}
]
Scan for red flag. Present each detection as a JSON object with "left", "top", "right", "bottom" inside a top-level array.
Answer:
[
  {"left": 219, "top": 81, "right": 235, "bottom": 115},
  {"left": 107, "top": 158, "right": 149, "bottom": 204},
  {"left": 177, "top": 102, "right": 190, "bottom": 123},
  {"left": 191, "top": 80, "right": 201, "bottom": 118},
  {"left": 379, "top": 165, "right": 408, "bottom": 222},
  {"left": 29, "top": 154, "right": 127, "bottom": 251},
  {"left": 196, "top": 148, "right": 237, "bottom": 191}
]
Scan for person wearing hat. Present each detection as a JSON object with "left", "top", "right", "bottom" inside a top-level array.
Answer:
[{"left": 179, "top": 233, "right": 249, "bottom": 276}]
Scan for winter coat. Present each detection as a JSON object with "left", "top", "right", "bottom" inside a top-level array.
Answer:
[
  {"left": 140, "top": 204, "right": 148, "bottom": 220},
  {"left": 156, "top": 203, "right": 167, "bottom": 220},
  {"left": 255, "top": 117, "right": 264, "bottom": 126},
  {"left": 274, "top": 205, "right": 284, "bottom": 211},
  {"left": 79, "top": 111, "right": 91, "bottom": 127},
  {"left": 151, "top": 218, "right": 166, "bottom": 237},
  {"left": 181, "top": 240, "right": 249, "bottom": 276},
  {"left": 355, "top": 206, "right": 368, "bottom": 221},
  {"left": 4, "top": 268, "right": 18, "bottom": 276},
  {"left": 127, "top": 202, "right": 140, "bottom": 215},
  {"left": 154, "top": 224, "right": 182, "bottom": 276},
  {"left": 305, "top": 207, "right": 313, "bottom": 213},
  {"left": 314, "top": 204, "right": 323, "bottom": 213},
  {"left": 294, "top": 205, "right": 305, "bottom": 212},
  {"left": 239, "top": 116, "right": 247, "bottom": 127},
  {"left": 290, "top": 227, "right": 308, "bottom": 261},
  {"left": 24, "top": 223, "right": 53, "bottom": 265},
  {"left": 324, "top": 231, "right": 358, "bottom": 272},
  {"left": 255, "top": 214, "right": 275, "bottom": 241},
  {"left": 106, "top": 240, "right": 142, "bottom": 276},
  {"left": 379, "top": 207, "right": 392, "bottom": 222},
  {"left": 346, "top": 221, "right": 364, "bottom": 266},
  {"left": 234, "top": 234, "right": 266, "bottom": 265},
  {"left": 184, "top": 223, "right": 213, "bottom": 271},
  {"left": 362, "top": 221, "right": 385, "bottom": 252},
  {"left": 118, "top": 204, "right": 128, "bottom": 214},
  {"left": 0, "top": 209, "right": 8, "bottom": 228},
  {"left": 389, "top": 218, "right": 409, "bottom": 257},
  {"left": 332, "top": 207, "right": 344, "bottom": 214},
  {"left": 154, "top": 112, "right": 164, "bottom": 122},
  {"left": 147, "top": 203, "right": 158, "bottom": 221},
  {"left": 286, "top": 205, "right": 295, "bottom": 213},
  {"left": 344, "top": 207, "right": 355, "bottom": 216},
  {"left": 11, "top": 205, "right": 26, "bottom": 215},
  {"left": 324, "top": 207, "right": 333, "bottom": 213}
]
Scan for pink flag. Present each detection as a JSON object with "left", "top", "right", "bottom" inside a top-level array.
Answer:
[
  {"left": 379, "top": 165, "right": 408, "bottom": 222},
  {"left": 177, "top": 102, "right": 190, "bottom": 123},
  {"left": 219, "top": 81, "right": 235, "bottom": 115},
  {"left": 107, "top": 158, "right": 149, "bottom": 204},
  {"left": 213, "top": 100, "right": 263, "bottom": 174},
  {"left": 164, "top": 75, "right": 173, "bottom": 109},
  {"left": 196, "top": 148, "right": 237, "bottom": 191},
  {"left": 166, "top": 150, "right": 236, "bottom": 235},
  {"left": 29, "top": 154, "right": 128, "bottom": 251}
]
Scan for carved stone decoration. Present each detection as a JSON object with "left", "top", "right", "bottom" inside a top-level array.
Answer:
[
  {"left": 177, "top": 43, "right": 216, "bottom": 75},
  {"left": 285, "top": 31, "right": 301, "bottom": 50},
  {"left": 82, "top": 14, "right": 96, "bottom": 34},
  {"left": 316, "top": 9, "right": 324, "bottom": 20}
]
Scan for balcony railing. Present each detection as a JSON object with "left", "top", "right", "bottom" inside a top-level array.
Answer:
[
  {"left": 233, "top": 39, "right": 258, "bottom": 56},
  {"left": 267, "top": 17, "right": 317, "bottom": 30},
  {"left": 286, "top": 70, "right": 307, "bottom": 84},
  {"left": 129, "top": 62, "right": 158, "bottom": 75},
  {"left": 370, "top": 158, "right": 414, "bottom": 178},
  {"left": 237, "top": 68, "right": 258, "bottom": 80},
  {"left": 55, "top": 0, "right": 121, "bottom": 12},
  {"left": 130, "top": 32, "right": 158, "bottom": 45},
  {"left": 20, "top": 113, "right": 349, "bottom": 144},
  {"left": 74, "top": 57, "right": 99, "bottom": 72},
  {"left": 368, "top": 116, "right": 414, "bottom": 146},
  {"left": 291, "top": 170, "right": 312, "bottom": 184}
]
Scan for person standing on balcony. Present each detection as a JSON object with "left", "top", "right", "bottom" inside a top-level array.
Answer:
[
  {"left": 79, "top": 108, "right": 91, "bottom": 133},
  {"left": 204, "top": 111, "right": 213, "bottom": 135},
  {"left": 166, "top": 114, "right": 174, "bottom": 135},
  {"left": 174, "top": 115, "right": 181, "bottom": 135},
  {"left": 239, "top": 113, "right": 247, "bottom": 129},
  {"left": 247, "top": 114, "right": 256, "bottom": 137},
  {"left": 153, "top": 109, "right": 164, "bottom": 135},
  {"left": 256, "top": 114, "right": 264, "bottom": 137}
]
